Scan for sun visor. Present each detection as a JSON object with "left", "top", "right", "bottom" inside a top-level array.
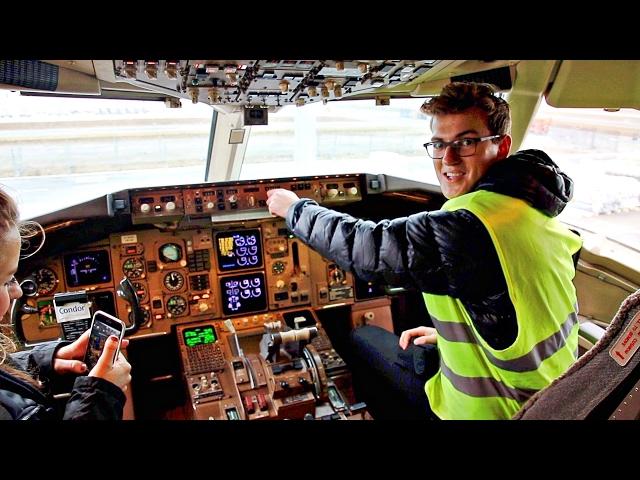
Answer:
[
  {"left": 546, "top": 60, "right": 640, "bottom": 109},
  {"left": 0, "top": 59, "right": 101, "bottom": 95}
]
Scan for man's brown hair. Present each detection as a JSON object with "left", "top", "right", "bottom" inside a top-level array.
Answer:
[{"left": 421, "top": 82, "right": 511, "bottom": 136}]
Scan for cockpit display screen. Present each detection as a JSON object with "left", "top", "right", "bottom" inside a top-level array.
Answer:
[
  {"left": 220, "top": 272, "right": 267, "bottom": 316},
  {"left": 63, "top": 250, "right": 112, "bottom": 287},
  {"left": 183, "top": 325, "right": 217, "bottom": 348},
  {"left": 215, "top": 229, "right": 263, "bottom": 271}
]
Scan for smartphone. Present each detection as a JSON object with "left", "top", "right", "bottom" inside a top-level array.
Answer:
[{"left": 83, "top": 310, "right": 126, "bottom": 371}]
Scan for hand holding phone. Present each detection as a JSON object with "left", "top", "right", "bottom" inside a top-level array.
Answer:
[{"left": 83, "top": 311, "right": 126, "bottom": 371}]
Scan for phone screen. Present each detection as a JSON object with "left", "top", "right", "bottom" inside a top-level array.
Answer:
[{"left": 84, "top": 311, "right": 124, "bottom": 371}]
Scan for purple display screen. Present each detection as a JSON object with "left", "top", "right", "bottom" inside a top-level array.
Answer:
[
  {"left": 63, "top": 250, "right": 112, "bottom": 287},
  {"left": 215, "top": 229, "right": 263, "bottom": 271},
  {"left": 220, "top": 272, "right": 267, "bottom": 316}
]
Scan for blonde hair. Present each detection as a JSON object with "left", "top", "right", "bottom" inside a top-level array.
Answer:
[
  {"left": 0, "top": 186, "right": 46, "bottom": 259},
  {"left": 0, "top": 186, "right": 44, "bottom": 387}
]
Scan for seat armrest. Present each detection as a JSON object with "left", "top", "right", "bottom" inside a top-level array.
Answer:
[{"left": 579, "top": 320, "right": 606, "bottom": 345}]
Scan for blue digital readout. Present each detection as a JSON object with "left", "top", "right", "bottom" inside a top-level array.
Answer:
[
  {"left": 215, "top": 229, "right": 263, "bottom": 271},
  {"left": 220, "top": 272, "right": 267, "bottom": 316},
  {"left": 63, "top": 250, "right": 112, "bottom": 287}
]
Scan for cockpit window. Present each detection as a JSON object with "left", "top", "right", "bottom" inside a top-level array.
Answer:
[
  {"left": 0, "top": 91, "right": 212, "bottom": 219},
  {"left": 521, "top": 101, "right": 640, "bottom": 251},
  {"left": 240, "top": 98, "right": 437, "bottom": 185}
]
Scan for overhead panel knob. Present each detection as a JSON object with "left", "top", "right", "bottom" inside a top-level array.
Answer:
[
  {"left": 208, "top": 88, "right": 220, "bottom": 104},
  {"left": 188, "top": 87, "right": 199, "bottom": 104},
  {"left": 144, "top": 61, "right": 158, "bottom": 79},
  {"left": 164, "top": 61, "right": 179, "bottom": 79}
]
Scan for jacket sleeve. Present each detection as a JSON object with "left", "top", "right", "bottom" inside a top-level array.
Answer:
[
  {"left": 7, "top": 343, "right": 125, "bottom": 420},
  {"left": 62, "top": 376, "right": 126, "bottom": 420},
  {"left": 8, "top": 341, "right": 69, "bottom": 384},
  {"left": 286, "top": 199, "right": 503, "bottom": 299}
]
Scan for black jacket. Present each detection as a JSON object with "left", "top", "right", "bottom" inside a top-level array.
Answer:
[
  {"left": 0, "top": 341, "right": 125, "bottom": 420},
  {"left": 286, "top": 149, "right": 576, "bottom": 350}
]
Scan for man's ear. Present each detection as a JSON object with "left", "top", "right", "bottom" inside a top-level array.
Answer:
[{"left": 498, "top": 135, "right": 512, "bottom": 158}]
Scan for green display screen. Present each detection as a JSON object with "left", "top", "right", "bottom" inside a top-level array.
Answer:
[{"left": 183, "top": 326, "right": 216, "bottom": 347}]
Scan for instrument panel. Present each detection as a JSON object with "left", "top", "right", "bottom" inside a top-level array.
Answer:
[
  {"left": 15, "top": 173, "right": 401, "bottom": 419},
  {"left": 130, "top": 175, "right": 363, "bottom": 224},
  {"left": 18, "top": 174, "right": 371, "bottom": 343}
]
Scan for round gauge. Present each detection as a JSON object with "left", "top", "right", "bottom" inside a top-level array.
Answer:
[
  {"left": 166, "top": 295, "right": 187, "bottom": 316},
  {"left": 129, "top": 308, "right": 151, "bottom": 326},
  {"left": 163, "top": 271, "right": 185, "bottom": 291},
  {"left": 159, "top": 243, "right": 183, "bottom": 263},
  {"left": 132, "top": 281, "right": 148, "bottom": 302},
  {"left": 34, "top": 268, "right": 58, "bottom": 296},
  {"left": 122, "top": 257, "right": 145, "bottom": 279},
  {"left": 272, "top": 261, "right": 286, "bottom": 275}
]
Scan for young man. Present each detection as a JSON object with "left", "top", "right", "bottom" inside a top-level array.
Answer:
[{"left": 266, "top": 82, "right": 582, "bottom": 420}]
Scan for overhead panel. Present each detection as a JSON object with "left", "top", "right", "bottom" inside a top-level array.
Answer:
[{"left": 111, "top": 60, "right": 442, "bottom": 110}]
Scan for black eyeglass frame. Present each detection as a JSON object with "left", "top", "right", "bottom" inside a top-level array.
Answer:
[{"left": 423, "top": 134, "right": 503, "bottom": 159}]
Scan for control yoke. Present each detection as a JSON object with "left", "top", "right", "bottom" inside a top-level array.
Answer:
[
  {"left": 11, "top": 276, "right": 142, "bottom": 345},
  {"left": 10, "top": 277, "right": 40, "bottom": 345},
  {"left": 117, "top": 276, "right": 143, "bottom": 335}
]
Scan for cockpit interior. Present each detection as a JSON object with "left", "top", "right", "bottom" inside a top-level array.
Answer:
[{"left": 3, "top": 59, "right": 640, "bottom": 420}]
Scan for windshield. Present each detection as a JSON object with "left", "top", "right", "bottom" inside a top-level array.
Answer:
[
  {"left": 240, "top": 98, "right": 435, "bottom": 183},
  {"left": 1, "top": 90, "right": 638, "bottom": 252},
  {"left": 520, "top": 101, "right": 640, "bottom": 251},
  {"left": 0, "top": 90, "right": 212, "bottom": 219},
  {"left": 243, "top": 98, "right": 640, "bottom": 251}
]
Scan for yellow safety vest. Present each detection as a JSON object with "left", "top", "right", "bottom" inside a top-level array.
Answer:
[{"left": 424, "top": 190, "right": 582, "bottom": 419}]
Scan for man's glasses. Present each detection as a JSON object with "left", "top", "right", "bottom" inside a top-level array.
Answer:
[{"left": 423, "top": 135, "right": 502, "bottom": 159}]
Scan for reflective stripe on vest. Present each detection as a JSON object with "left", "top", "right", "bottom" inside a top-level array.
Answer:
[
  {"left": 424, "top": 190, "right": 582, "bottom": 420},
  {"left": 439, "top": 361, "right": 538, "bottom": 403},
  {"left": 431, "top": 308, "right": 578, "bottom": 372}
]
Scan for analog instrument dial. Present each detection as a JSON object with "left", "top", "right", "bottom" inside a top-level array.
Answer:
[
  {"left": 166, "top": 295, "right": 187, "bottom": 316},
  {"left": 159, "top": 243, "right": 183, "bottom": 263},
  {"left": 132, "top": 281, "right": 148, "bottom": 302},
  {"left": 163, "top": 271, "right": 185, "bottom": 291},
  {"left": 123, "top": 257, "right": 145, "bottom": 279},
  {"left": 34, "top": 268, "right": 58, "bottom": 295},
  {"left": 129, "top": 308, "right": 151, "bottom": 326},
  {"left": 272, "top": 261, "right": 286, "bottom": 275}
]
